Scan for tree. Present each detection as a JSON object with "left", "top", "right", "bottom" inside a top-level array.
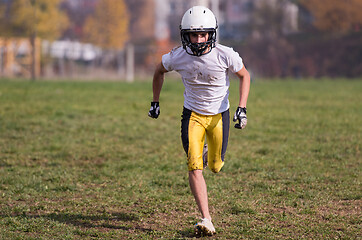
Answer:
[
  {"left": 250, "top": 0, "right": 284, "bottom": 40},
  {"left": 0, "top": 0, "right": 11, "bottom": 37},
  {"left": 300, "top": 0, "right": 362, "bottom": 33},
  {"left": 125, "top": 0, "right": 154, "bottom": 43},
  {"left": 0, "top": 0, "right": 69, "bottom": 79},
  {"left": 60, "top": 0, "right": 98, "bottom": 40},
  {"left": 9, "top": 0, "right": 68, "bottom": 40},
  {"left": 83, "top": 0, "right": 129, "bottom": 49}
]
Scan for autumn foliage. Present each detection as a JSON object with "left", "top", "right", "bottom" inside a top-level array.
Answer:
[
  {"left": 83, "top": 0, "right": 129, "bottom": 49},
  {"left": 300, "top": 0, "right": 362, "bottom": 33},
  {"left": 0, "top": 0, "right": 68, "bottom": 40}
]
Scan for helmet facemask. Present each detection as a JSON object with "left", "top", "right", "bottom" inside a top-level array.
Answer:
[{"left": 180, "top": 29, "right": 217, "bottom": 56}]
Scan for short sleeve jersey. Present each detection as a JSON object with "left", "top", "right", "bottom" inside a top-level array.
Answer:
[{"left": 162, "top": 44, "right": 243, "bottom": 115}]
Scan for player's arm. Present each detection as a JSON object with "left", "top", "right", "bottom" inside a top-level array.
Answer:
[
  {"left": 235, "top": 66, "right": 250, "bottom": 108},
  {"left": 148, "top": 62, "right": 168, "bottom": 119},
  {"left": 152, "top": 62, "right": 168, "bottom": 102},
  {"left": 233, "top": 66, "right": 250, "bottom": 129}
]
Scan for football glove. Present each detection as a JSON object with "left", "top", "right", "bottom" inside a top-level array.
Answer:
[
  {"left": 148, "top": 102, "right": 160, "bottom": 119},
  {"left": 233, "top": 107, "right": 247, "bottom": 129}
]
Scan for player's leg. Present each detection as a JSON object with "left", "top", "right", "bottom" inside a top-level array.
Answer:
[
  {"left": 181, "top": 108, "right": 213, "bottom": 230},
  {"left": 181, "top": 108, "right": 207, "bottom": 170},
  {"left": 206, "top": 110, "right": 230, "bottom": 173},
  {"left": 189, "top": 170, "right": 211, "bottom": 220},
  {"left": 186, "top": 111, "right": 210, "bottom": 219}
]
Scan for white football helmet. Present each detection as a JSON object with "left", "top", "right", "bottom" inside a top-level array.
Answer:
[{"left": 180, "top": 6, "right": 218, "bottom": 56}]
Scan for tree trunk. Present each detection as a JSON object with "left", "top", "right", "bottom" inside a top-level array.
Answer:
[{"left": 30, "top": 34, "right": 36, "bottom": 81}]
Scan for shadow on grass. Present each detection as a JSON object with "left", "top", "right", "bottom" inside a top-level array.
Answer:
[
  {"left": 178, "top": 229, "right": 199, "bottom": 238},
  {"left": 1, "top": 211, "right": 206, "bottom": 238},
  {"left": 178, "top": 229, "right": 219, "bottom": 239},
  {"left": 2, "top": 211, "right": 153, "bottom": 233}
]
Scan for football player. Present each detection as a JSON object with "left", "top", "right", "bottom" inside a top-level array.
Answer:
[{"left": 149, "top": 6, "right": 250, "bottom": 235}]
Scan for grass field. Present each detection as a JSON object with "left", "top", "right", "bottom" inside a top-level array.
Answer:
[{"left": 0, "top": 78, "right": 361, "bottom": 239}]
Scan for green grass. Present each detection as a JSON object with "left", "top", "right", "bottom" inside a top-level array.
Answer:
[{"left": 0, "top": 78, "right": 361, "bottom": 239}]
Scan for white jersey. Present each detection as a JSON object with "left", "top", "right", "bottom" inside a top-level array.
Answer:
[{"left": 162, "top": 44, "right": 244, "bottom": 115}]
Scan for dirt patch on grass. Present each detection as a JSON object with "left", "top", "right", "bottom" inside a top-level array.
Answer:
[{"left": 316, "top": 199, "right": 361, "bottom": 217}]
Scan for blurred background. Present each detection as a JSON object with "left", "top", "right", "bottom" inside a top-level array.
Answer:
[{"left": 0, "top": 0, "right": 361, "bottom": 81}]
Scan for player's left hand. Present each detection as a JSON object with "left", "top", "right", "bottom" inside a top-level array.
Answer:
[
  {"left": 233, "top": 107, "right": 247, "bottom": 129},
  {"left": 148, "top": 101, "right": 160, "bottom": 119}
]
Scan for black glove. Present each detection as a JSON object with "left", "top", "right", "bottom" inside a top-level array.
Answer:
[
  {"left": 148, "top": 102, "right": 160, "bottom": 119},
  {"left": 233, "top": 107, "right": 247, "bottom": 129}
]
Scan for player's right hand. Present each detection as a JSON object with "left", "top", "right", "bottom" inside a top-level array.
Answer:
[{"left": 148, "top": 102, "right": 160, "bottom": 119}]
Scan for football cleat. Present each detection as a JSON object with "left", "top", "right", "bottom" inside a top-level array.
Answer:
[{"left": 195, "top": 218, "right": 216, "bottom": 236}]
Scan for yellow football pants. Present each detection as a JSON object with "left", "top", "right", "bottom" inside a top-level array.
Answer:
[{"left": 181, "top": 108, "right": 230, "bottom": 173}]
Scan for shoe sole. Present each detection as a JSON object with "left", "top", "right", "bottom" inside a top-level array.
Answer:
[{"left": 195, "top": 225, "right": 215, "bottom": 236}]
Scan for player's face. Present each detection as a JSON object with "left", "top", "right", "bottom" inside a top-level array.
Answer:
[{"left": 189, "top": 32, "right": 209, "bottom": 44}]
